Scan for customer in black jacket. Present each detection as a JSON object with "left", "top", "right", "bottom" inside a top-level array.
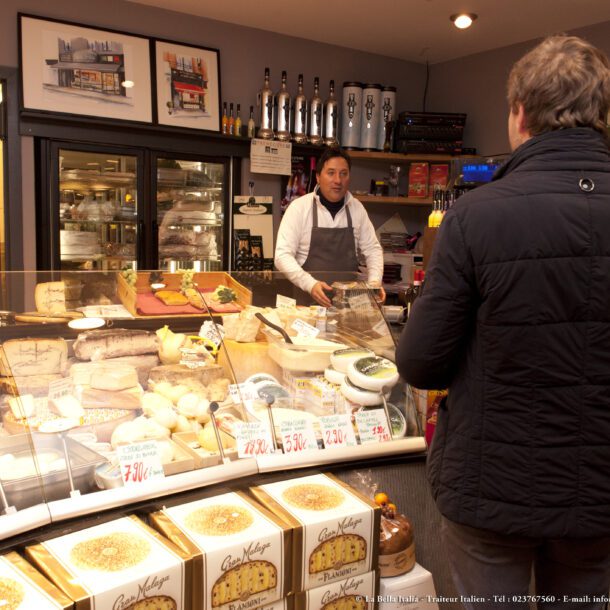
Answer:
[{"left": 397, "top": 35, "right": 610, "bottom": 609}]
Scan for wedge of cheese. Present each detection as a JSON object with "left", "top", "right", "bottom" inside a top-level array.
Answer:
[
  {"left": 0, "top": 338, "right": 68, "bottom": 376},
  {"left": 34, "top": 281, "right": 66, "bottom": 314},
  {"left": 78, "top": 384, "right": 143, "bottom": 410},
  {"left": 49, "top": 395, "right": 85, "bottom": 420},
  {"left": 8, "top": 394, "right": 36, "bottom": 419},
  {"left": 89, "top": 364, "right": 139, "bottom": 391}
]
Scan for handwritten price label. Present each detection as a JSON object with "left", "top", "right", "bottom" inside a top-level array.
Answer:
[
  {"left": 318, "top": 414, "right": 358, "bottom": 448},
  {"left": 117, "top": 441, "right": 165, "bottom": 486},
  {"left": 235, "top": 421, "right": 275, "bottom": 457},
  {"left": 348, "top": 293, "right": 371, "bottom": 311},
  {"left": 229, "top": 382, "right": 259, "bottom": 404},
  {"left": 279, "top": 419, "right": 318, "bottom": 453},
  {"left": 48, "top": 378, "right": 73, "bottom": 401},
  {"left": 291, "top": 318, "right": 320, "bottom": 338},
  {"left": 355, "top": 409, "right": 392, "bottom": 444},
  {"left": 276, "top": 294, "right": 297, "bottom": 309}
]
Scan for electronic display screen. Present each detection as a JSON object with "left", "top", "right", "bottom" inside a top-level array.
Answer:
[{"left": 462, "top": 163, "right": 499, "bottom": 183}]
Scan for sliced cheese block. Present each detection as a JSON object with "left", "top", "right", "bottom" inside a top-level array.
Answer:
[
  {"left": 90, "top": 364, "right": 138, "bottom": 391},
  {"left": 77, "top": 384, "right": 143, "bottom": 410},
  {"left": 340, "top": 376, "right": 383, "bottom": 406},
  {"left": 1, "top": 374, "right": 62, "bottom": 397},
  {"left": 49, "top": 394, "right": 85, "bottom": 420},
  {"left": 8, "top": 394, "right": 35, "bottom": 418},
  {"left": 324, "top": 366, "right": 346, "bottom": 386},
  {"left": 0, "top": 338, "right": 68, "bottom": 376},
  {"left": 347, "top": 356, "right": 399, "bottom": 392},
  {"left": 34, "top": 281, "right": 66, "bottom": 314},
  {"left": 69, "top": 354, "right": 160, "bottom": 388},
  {"left": 330, "top": 347, "right": 375, "bottom": 373}
]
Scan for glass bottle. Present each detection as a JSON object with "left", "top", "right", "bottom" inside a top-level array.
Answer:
[
  {"left": 234, "top": 104, "right": 242, "bottom": 136},
  {"left": 293, "top": 73, "right": 308, "bottom": 144},
  {"left": 323, "top": 79, "right": 339, "bottom": 146},
  {"left": 306, "top": 156, "right": 317, "bottom": 193},
  {"left": 228, "top": 103, "right": 235, "bottom": 135},
  {"left": 257, "top": 67, "right": 274, "bottom": 140},
  {"left": 247, "top": 105, "right": 256, "bottom": 138},
  {"left": 309, "top": 77, "right": 323, "bottom": 146},
  {"left": 221, "top": 102, "right": 228, "bottom": 134},
  {"left": 275, "top": 70, "right": 291, "bottom": 141}
]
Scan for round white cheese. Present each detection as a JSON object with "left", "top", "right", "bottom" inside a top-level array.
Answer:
[
  {"left": 324, "top": 366, "right": 346, "bottom": 385},
  {"left": 347, "top": 356, "right": 399, "bottom": 392},
  {"left": 330, "top": 347, "right": 375, "bottom": 373},
  {"left": 340, "top": 376, "right": 383, "bottom": 406}
]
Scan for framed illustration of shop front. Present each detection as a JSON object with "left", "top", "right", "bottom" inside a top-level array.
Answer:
[
  {"left": 154, "top": 38, "right": 221, "bottom": 132},
  {"left": 19, "top": 14, "right": 153, "bottom": 123}
]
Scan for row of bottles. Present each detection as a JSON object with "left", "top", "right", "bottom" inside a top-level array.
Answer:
[
  {"left": 258, "top": 68, "right": 338, "bottom": 146},
  {"left": 427, "top": 186, "right": 469, "bottom": 227},
  {"left": 221, "top": 103, "right": 256, "bottom": 137}
]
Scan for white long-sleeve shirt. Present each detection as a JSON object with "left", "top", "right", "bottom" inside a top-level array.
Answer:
[{"left": 274, "top": 190, "right": 384, "bottom": 294}]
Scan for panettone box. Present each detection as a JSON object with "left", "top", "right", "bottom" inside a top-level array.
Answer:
[
  {"left": 294, "top": 571, "right": 378, "bottom": 610},
  {"left": 0, "top": 551, "right": 73, "bottom": 610},
  {"left": 249, "top": 473, "right": 380, "bottom": 592},
  {"left": 149, "top": 491, "right": 293, "bottom": 610},
  {"left": 25, "top": 515, "right": 192, "bottom": 610}
]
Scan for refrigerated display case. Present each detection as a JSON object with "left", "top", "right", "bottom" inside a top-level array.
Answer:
[{"left": 36, "top": 141, "right": 231, "bottom": 272}]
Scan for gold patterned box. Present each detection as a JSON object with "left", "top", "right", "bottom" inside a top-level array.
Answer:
[
  {"left": 294, "top": 571, "right": 378, "bottom": 610},
  {"left": 250, "top": 474, "right": 380, "bottom": 592},
  {"left": 26, "top": 515, "right": 192, "bottom": 610},
  {"left": 0, "top": 552, "right": 73, "bottom": 610},
  {"left": 149, "top": 491, "right": 292, "bottom": 610}
]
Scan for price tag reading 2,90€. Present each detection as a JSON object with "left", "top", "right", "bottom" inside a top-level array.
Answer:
[
  {"left": 318, "top": 414, "right": 358, "bottom": 448},
  {"left": 117, "top": 441, "right": 165, "bottom": 486},
  {"left": 235, "top": 421, "right": 275, "bottom": 457},
  {"left": 279, "top": 418, "right": 319, "bottom": 453}
]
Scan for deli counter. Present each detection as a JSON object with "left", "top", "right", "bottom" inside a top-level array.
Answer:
[{"left": 0, "top": 269, "right": 426, "bottom": 542}]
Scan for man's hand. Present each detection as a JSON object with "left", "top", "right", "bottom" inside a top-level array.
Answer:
[
  {"left": 376, "top": 287, "right": 386, "bottom": 304},
  {"left": 311, "top": 281, "right": 333, "bottom": 307}
]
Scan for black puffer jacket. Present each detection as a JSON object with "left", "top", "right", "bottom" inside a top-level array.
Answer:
[{"left": 397, "top": 128, "right": 610, "bottom": 538}]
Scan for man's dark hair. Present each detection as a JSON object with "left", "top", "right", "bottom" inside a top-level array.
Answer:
[{"left": 316, "top": 146, "right": 352, "bottom": 174}]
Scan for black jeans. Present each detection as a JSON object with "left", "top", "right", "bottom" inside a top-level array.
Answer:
[{"left": 441, "top": 516, "right": 610, "bottom": 610}]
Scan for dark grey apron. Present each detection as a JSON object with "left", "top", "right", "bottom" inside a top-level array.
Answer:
[{"left": 302, "top": 197, "right": 359, "bottom": 282}]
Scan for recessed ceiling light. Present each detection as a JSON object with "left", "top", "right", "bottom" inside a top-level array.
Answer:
[
  {"left": 450, "top": 13, "right": 478, "bottom": 29},
  {"left": 122, "top": 80, "right": 135, "bottom": 88}
]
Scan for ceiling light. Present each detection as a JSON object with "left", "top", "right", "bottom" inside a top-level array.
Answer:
[
  {"left": 450, "top": 13, "right": 477, "bottom": 29},
  {"left": 122, "top": 80, "right": 134, "bottom": 88}
]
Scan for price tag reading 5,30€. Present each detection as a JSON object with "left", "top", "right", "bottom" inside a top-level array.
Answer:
[
  {"left": 279, "top": 418, "right": 318, "bottom": 453},
  {"left": 318, "top": 414, "right": 358, "bottom": 448},
  {"left": 354, "top": 409, "right": 392, "bottom": 444},
  {"left": 117, "top": 441, "right": 165, "bottom": 486},
  {"left": 235, "top": 421, "right": 275, "bottom": 457}
]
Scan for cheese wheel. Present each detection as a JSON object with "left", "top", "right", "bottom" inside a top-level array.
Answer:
[
  {"left": 340, "top": 376, "right": 383, "bottom": 406},
  {"left": 347, "top": 356, "right": 399, "bottom": 392},
  {"left": 324, "top": 366, "right": 346, "bottom": 386},
  {"left": 330, "top": 347, "right": 375, "bottom": 373}
]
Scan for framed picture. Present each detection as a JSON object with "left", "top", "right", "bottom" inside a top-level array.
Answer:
[
  {"left": 19, "top": 14, "right": 152, "bottom": 123},
  {"left": 154, "top": 38, "right": 221, "bottom": 132}
]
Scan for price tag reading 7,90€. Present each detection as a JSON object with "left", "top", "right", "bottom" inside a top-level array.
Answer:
[
  {"left": 117, "top": 441, "right": 165, "bottom": 486},
  {"left": 235, "top": 421, "right": 275, "bottom": 457}
]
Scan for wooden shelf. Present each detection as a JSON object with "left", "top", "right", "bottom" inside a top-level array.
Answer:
[
  {"left": 349, "top": 151, "right": 472, "bottom": 163},
  {"left": 358, "top": 195, "right": 432, "bottom": 205}
]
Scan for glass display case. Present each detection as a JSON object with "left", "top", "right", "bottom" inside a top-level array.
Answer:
[{"left": 0, "top": 270, "right": 425, "bottom": 540}]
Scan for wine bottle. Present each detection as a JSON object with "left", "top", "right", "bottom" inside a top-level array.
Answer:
[
  {"left": 309, "top": 77, "right": 323, "bottom": 146},
  {"left": 221, "top": 102, "right": 228, "bottom": 134},
  {"left": 275, "top": 70, "right": 291, "bottom": 141},
  {"left": 323, "top": 79, "right": 339, "bottom": 146},
  {"left": 306, "top": 156, "right": 317, "bottom": 193},
  {"left": 293, "top": 73, "right": 308, "bottom": 144},
  {"left": 228, "top": 102, "right": 235, "bottom": 135},
  {"left": 234, "top": 104, "right": 242, "bottom": 136},
  {"left": 257, "top": 68, "right": 274, "bottom": 140},
  {"left": 247, "top": 105, "right": 256, "bottom": 138}
]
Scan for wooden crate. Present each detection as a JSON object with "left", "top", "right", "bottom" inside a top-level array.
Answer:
[{"left": 117, "top": 271, "right": 252, "bottom": 317}]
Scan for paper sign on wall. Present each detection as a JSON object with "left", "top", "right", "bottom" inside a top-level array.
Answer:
[{"left": 250, "top": 139, "right": 292, "bottom": 175}]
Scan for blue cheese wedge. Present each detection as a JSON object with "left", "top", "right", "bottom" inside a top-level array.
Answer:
[
  {"left": 347, "top": 356, "right": 399, "bottom": 392},
  {"left": 330, "top": 348, "right": 374, "bottom": 373}
]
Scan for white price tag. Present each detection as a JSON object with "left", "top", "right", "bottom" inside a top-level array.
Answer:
[
  {"left": 199, "top": 320, "right": 225, "bottom": 347},
  {"left": 318, "top": 414, "right": 358, "bottom": 448},
  {"left": 117, "top": 441, "right": 165, "bottom": 486},
  {"left": 276, "top": 294, "right": 297, "bottom": 309},
  {"left": 372, "top": 318, "right": 390, "bottom": 336},
  {"left": 229, "top": 382, "right": 259, "bottom": 404},
  {"left": 311, "top": 306, "right": 327, "bottom": 316},
  {"left": 348, "top": 293, "right": 372, "bottom": 310},
  {"left": 279, "top": 418, "right": 319, "bottom": 453},
  {"left": 291, "top": 318, "right": 320, "bottom": 338},
  {"left": 235, "top": 421, "right": 275, "bottom": 457},
  {"left": 355, "top": 409, "right": 392, "bottom": 444},
  {"left": 47, "top": 378, "right": 73, "bottom": 401}
]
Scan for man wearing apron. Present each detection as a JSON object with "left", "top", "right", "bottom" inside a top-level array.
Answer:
[{"left": 275, "top": 147, "right": 385, "bottom": 307}]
